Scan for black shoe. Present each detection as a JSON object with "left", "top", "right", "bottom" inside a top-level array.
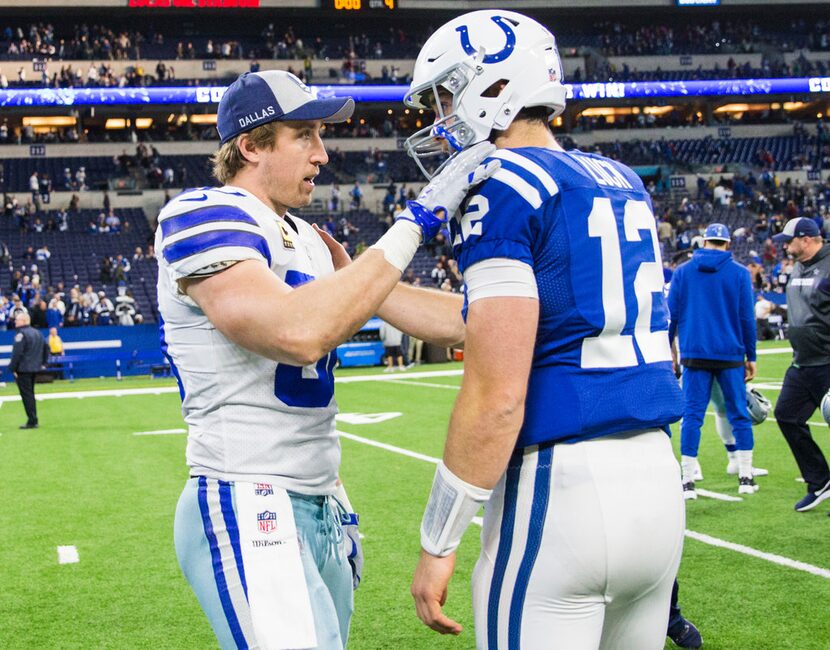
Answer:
[
  {"left": 667, "top": 617, "right": 703, "bottom": 648},
  {"left": 19, "top": 423, "right": 38, "bottom": 429}
]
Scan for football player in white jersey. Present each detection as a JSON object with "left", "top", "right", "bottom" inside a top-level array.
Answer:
[
  {"left": 158, "top": 70, "right": 497, "bottom": 650},
  {"left": 405, "top": 12, "right": 691, "bottom": 649}
]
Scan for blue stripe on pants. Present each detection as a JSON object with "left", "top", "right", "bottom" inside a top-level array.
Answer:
[
  {"left": 487, "top": 453, "right": 523, "bottom": 650},
  {"left": 218, "top": 480, "right": 248, "bottom": 600},
  {"left": 197, "top": 477, "right": 248, "bottom": 649},
  {"left": 508, "top": 446, "right": 553, "bottom": 650}
]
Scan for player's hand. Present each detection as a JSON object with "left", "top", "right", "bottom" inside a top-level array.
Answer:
[
  {"left": 745, "top": 360, "right": 757, "bottom": 383},
  {"left": 313, "top": 224, "right": 351, "bottom": 270},
  {"left": 411, "top": 549, "right": 462, "bottom": 635},
  {"left": 671, "top": 349, "right": 680, "bottom": 379},
  {"left": 396, "top": 142, "right": 501, "bottom": 241}
]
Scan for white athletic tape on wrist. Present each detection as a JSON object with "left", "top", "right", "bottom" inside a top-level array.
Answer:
[
  {"left": 420, "top": 462, "right": 492, "bottom": 557},
  {"left": 369, "top": 219, "right": 422, "bottom": 273}
]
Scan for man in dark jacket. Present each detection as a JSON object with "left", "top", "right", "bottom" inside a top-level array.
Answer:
[
  {"left": 8, "top": 311, "right": 47, "bottom": 429},
  {"left": 668, "top": 223, "right": 758, "bottom": 499},
  {"left": 771, "top": 217, "right": 830, "bottom": 512}
]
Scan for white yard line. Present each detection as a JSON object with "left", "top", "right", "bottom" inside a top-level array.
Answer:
[
  {"left": 335, "top": 369, "right": 463, "bottom": 384},
  {"left": 133, "top": 428, "right": 187, "bottom": 436},
  {"left": 757, "top": 347, "right": 793, "bottom": 355},
  {"left": 696, "top": 489, "right": 743, "bottom": 502},
  {"left": 684, "top": 530, "right": 830, "bottom": 579},
  {"left": 57, "top": 545, "right": 79, "bottom": 564},
  {"left": 338, "top": 430, "right": 830, "bottom": 581},
  {"left": 383, "top": 379, "right": 461, "bottom": 390},
  {"left": 0, "top": 370, "right": 465, "bottom": 404}
]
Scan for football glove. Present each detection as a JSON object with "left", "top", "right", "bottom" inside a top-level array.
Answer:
[
  {"left": 396, "top": 141, "right": 500, "bottom": 241},
  {"left": 340, "top": 511, "right": 363, "bottom": 590},
  {"left": 333, "top": 482, "right": 363, "bottom": 590}
]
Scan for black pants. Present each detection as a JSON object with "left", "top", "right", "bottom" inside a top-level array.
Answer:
[
  {"left": 774, "top": 363, "right": 830, "bottom": 492},
  {"left": 16, "top": 372, "right": 38, "bottom": 425}
]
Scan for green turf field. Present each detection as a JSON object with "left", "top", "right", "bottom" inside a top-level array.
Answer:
[{"left": 1, "top": 341, "right": 829, "bottom": 649}]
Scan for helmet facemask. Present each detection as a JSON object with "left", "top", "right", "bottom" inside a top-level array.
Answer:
[{"left": 404, "top": 63, "right": 480, "bottom": 180}]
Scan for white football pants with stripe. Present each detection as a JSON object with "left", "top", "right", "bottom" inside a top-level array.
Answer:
[
  {"left": 174, "top": 477, "right": 353, "bottom": 649},
  {"left": 472, "top": 429, "right": 685, "bottom": 650}
]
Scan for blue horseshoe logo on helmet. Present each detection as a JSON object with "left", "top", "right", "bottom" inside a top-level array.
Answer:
[{"left": 456, "top": 15, "right": 516, "bottom": 64}]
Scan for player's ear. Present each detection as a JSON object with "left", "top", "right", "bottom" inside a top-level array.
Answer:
[{"left": 237, "top": 133, "right": 260, "bottom": 164}]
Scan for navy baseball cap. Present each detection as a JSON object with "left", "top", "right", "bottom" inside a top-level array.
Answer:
[
  {"left": 703, "top": 223, "right": 731, "bottom": 242},
  {"left": 217, "top": 70, "right": 355, "bottom": 144},
  {"left": 772, "top": 217, "right": 821, "bottom": 243}
]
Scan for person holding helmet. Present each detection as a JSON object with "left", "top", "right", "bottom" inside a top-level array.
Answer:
[
  {"left": 407, "top": 11, "right": 689, "bottom": 649},
  {"left": 771, "top": 217, "right": 830, "bottom": 513},
  {"left": 667, "top": 223, "right": 758, "bottom": 499}
]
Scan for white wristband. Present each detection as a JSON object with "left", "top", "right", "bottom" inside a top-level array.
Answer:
[
  {"left": 369, "top": 219, "right": 422, "bottom": 273},
  {"left": 420, "top": 462, "right": 492, "bottom": 557}
]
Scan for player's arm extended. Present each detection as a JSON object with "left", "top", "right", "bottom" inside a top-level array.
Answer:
[
  {"left": 376, "top": 284, "right": 465, "bottom": 347},
  {"left": 411, "top": 295, "right": 537, "bottom": 635},
  {"left": 183, "top": 249, "right": 418, "bottom": 367}
]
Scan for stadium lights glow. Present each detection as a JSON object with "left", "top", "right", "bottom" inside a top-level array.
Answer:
[
  {"left": 189, "top": 114, "right": 217, "bottom": 124},
  {"left": 22, "top": 116, "right": 76, "bottom": 127},
  {"left": 105, "top": 118, "right": 153, "bottom": 129}
]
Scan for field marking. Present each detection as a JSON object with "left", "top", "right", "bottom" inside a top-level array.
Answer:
[
  {"left": 696, "top": 489, "right": 743, "bottom": 502},
  {"left": 684, "top": 530, "right": 830, "bottom": 579},
  {"left": 338, "top": 430, "right": 830, "bottom": 581},
  {"left": 339, "top": 431, "right": 440, "bottom": 465},
  {"left": 57, "top": 545, "right": 79, "bottom": 564},
  {"left": 756, "top": 347, "right": 792, "bottom": 355},
  {"left": 0, "top": 370, "right": 465, "bottom": 404},
  {"left": 133, "top": 428, "right": 187, "bottom": 436},
  {"left": 336, "top": 370, "right": 463, "bottom": 384},
  {"left": 384, "top": 379, "right": 461, "bottom": 390},
  {"left": 705, "top": 409, "right": 828, "bottom": 429}
]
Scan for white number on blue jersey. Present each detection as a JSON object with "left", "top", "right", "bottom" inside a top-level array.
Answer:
[{"left": 581, "top": 198, "right": 673, "bottom": 369}]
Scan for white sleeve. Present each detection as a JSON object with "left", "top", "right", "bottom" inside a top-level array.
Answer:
[
  {"left": 464, "top": 258, "right": 538, "bottom": 304},
  {"left": 158, "top": 203, "right": 272, "bottom": 281}
]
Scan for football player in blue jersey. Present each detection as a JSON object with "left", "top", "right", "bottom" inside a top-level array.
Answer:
[
  {"left": 157, "top": 70, "right": 498, "bottom": 650},
  {"left": 405, "top": 11, "right": 691, "bottom": 648}
]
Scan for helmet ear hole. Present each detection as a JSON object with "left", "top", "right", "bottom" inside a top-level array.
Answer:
[{"left": 481, "top": 79, "right": 509, "bottom": 98}]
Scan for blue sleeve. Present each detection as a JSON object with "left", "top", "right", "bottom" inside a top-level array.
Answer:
[
  {"left": 451, "top": 175, "right": 545, "bottom": 275},
  {"left": 740, "top": 268, "right": 757, "bottom": 362}
]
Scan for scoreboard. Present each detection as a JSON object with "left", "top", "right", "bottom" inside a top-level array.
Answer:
[{"left": 331, "top": 0, "right": 395, "bottom": 9}]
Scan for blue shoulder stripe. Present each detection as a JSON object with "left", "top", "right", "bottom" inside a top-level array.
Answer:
[
  {"left": 163, "top": 229, "right": 272, "bottom": 266},
  {"left": 485, "top": 152, "right": 559, "bottom": 209},
  {"left": 160, "top": 205, "right": 259, "bottom": 239}
]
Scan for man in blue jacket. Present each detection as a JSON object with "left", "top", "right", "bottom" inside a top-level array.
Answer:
[{"left": 668, "top": 223, "right": 758, "bottom": 499}]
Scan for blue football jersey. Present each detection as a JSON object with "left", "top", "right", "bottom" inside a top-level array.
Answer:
[{"left": 451, "top": 148, "right": 683, "bottom": 448}]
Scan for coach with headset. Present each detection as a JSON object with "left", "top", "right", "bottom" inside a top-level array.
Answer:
[{"left": 772, "top": 217, "right": 830, "bottom": 513}]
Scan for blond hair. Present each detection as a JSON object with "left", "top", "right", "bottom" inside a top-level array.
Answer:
[{"left": 211, "top": 121, "right": 280, "bottom": 185}]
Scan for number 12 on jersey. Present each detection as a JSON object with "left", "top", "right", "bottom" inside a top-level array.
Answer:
[{"left": 581, "top": 197, "right": 673, "bottom": 369}]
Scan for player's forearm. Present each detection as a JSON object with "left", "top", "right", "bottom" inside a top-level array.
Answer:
[
  {"left": 376, "top": 284, "right": 465, "bottom": 347},
  {"left": 188, "top": 253, "right": 407, "bottom": 366},
  {"left": 443, "top": 383, "right": 526, "bottom": 489},
  {"left": 273, "top": 249, "right": 411, "bottom": 364}
]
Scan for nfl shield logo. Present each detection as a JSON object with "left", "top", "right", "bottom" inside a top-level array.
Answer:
[
  {"left": 255, "top": 483, "right": 274, "bottom": 496},
  {"left": 258, "top": 511, "right": 277, "bottom": 534}
]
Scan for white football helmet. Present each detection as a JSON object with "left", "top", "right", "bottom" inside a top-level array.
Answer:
[
  {"left": 746, "top": 387, "right": 772, "bottom": 425},
  {"left": 404, "top": 10, "right": 566, "bottom": 179},
  {"left": 821, "top": 388, "right": 830, "bottom": 425}
]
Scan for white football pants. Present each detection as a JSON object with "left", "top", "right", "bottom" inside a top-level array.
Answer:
[{"left": 472, "top": 429, "right": 685, "bottom": 650}]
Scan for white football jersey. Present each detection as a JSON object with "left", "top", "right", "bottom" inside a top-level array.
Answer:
[{"left": 156, "top": 185, "right": 339, "bottom": 494}]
